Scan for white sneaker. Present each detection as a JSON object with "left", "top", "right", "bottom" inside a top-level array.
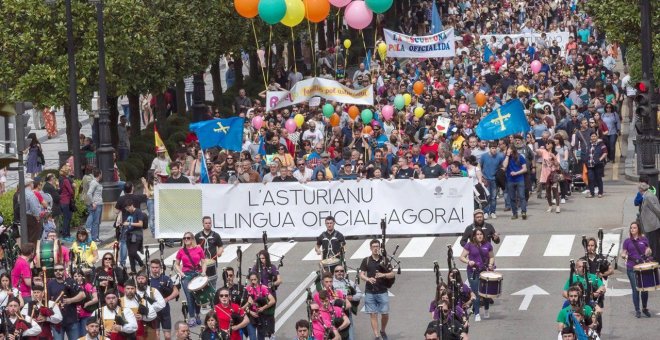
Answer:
[
  {"left": 483, "top": 310, "right": 490, "bottom": 319},
  {"left": 483, "top": 213, "right": 490, "bottom": 220},
  {"left": 552, "top": 199, "right": 556, "bottom": 204},
  {"left": 474, "top": 314, "right": 481, "bottom": 322},
  {"left": 490, "top": 213, "right": 497, "bottom": 219},
  {"left": 546, "top": 206, "right": 554, "bottom": 212},
  {"left": 556, "top": 206, "right": 561, "bottom": 213},
  {"left": 595, "top": 188, "right": 600, "bottom": 194},
  {"left": 582, "top": 189, "right": 590, "bottom": 194},
  {"left": 560, "top": 198, "right": 566, "bottom": 204}
]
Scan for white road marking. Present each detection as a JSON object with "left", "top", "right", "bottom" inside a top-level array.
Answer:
[
  {"left": 217, "top": 244, "right": 251, "bottom": 263},
  {"left": 400, "top": 237, "right": 435, "bottom": 258},
  {"left": 302, "top": 248, "right": 322, "bottom": 261},
  {"left": 275, "top": 285, "right": 316, "bottom": 332},
  {"left": 452, "top": 236, "right": 464, "bottom": 257},
  {"left": 603, "top": 233, "right": 621, "bottom": 257},
  {"left": 511, "top": 285, "right": 549, "bottom": 310},
  {"left": 274, "top": 271, "right": 317, "bottom": 318},
  {"left": 543, "top": 235, "right": 575, "bottom": 256},
  {"left": 496, "top": 235, "right": 529, "bottom": 257},
  {"left": 268, "top": 242, "right": 298, "bottom": 259},
  {"left": 350, "top": 239, "right": 389, "bottom": 259}
]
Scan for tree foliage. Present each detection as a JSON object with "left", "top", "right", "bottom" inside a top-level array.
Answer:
[{"left": 585, "top": 0, "right": 660, "bottom": 82}]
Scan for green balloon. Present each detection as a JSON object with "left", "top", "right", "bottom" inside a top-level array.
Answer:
[
  {"left": 322, "top": 103, "right": 334, "bottom": 118},
  {"left": 365, "top": 0, "right": 393, "bottom": 14},
  {"left": 258, "top": 0, "right": 287, "bottom": 25},
  {"left": 361, "top": 109, "right": 373, "bottom": 124},
  {"left": 394, "top": 94, "right": 405, "bottom": 110}
]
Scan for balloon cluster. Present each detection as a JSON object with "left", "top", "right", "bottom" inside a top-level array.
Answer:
[{"left": 235, "top": 0, "right": 393, "bottom": 29}]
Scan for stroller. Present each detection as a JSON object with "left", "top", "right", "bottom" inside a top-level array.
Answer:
[
  {"left": 474, "top": 182, "right": 489, "bottom": 209},
  {"left": 570, "top": 162, "right": 587, "bottom": 192}
]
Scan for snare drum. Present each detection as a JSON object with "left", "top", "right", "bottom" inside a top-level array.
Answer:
[
  {"left": 320, "top": 257, "right": 340, "bottom": 271},
  {"left": 203, "top": 258, "right": 217, "bottom": 267},
  {"left": 633, "top": 262, "right": 660, "bottom": 292},
  {"left": 478, "top": 272, "right": 503, "bottom": 298},
  {"left": 35, "top": 240, "right": 62, "bottom": 278},
  {"left": 188, "top": 276, "right": 215, "bottom": 307}
]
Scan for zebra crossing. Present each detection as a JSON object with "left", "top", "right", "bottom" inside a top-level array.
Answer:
[{"left": 98, "top": 232, "right": 622, "bottom": 266}]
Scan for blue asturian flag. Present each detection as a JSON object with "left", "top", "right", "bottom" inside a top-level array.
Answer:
[
  {"left": 189, "top": 117, "right": 245, "bottom": 151},
  {"left": 199, "top": 151, "right": 210, "bottom": 184},
  {"left": 431, "top": 1, "right": 443, "bottom": 34},
  {"left": 483, "top": 45, "right": 494, "bottom": 63},
  {"left": 475, "top": 100, "right": 530, "bottom": 141}
]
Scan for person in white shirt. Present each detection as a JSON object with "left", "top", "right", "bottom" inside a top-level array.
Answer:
[
  {"left": 5, "top": 298, "right": 42, "bottom": 337},
  {"left": 293, "top": 160, "right": 313, "bottom": 182},
  {"left": 101, "top": 290, "right": 138, "bottom": 337},
  {"left": 302, "top": 121, "right": 323, "bottom": 146}
]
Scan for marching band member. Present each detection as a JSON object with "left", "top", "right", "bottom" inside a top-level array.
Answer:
[
  {"left": 215, "top": 267, "right": 245, "bottom": 307},
  {"left": 459, "top": 229, "right": 494, "bottom": 321},
  {"left": 556, "top": 286, "right": 595, "bottom": 332},
  {"left": 359, "top": 239, "right": 394, "bottom": 340},
  {"left": 45, "top": 232, "right": 71, "bottom": 272},
  {"left": 148, "top": 259, "right": 178, "bottom": 340},
  {"left": 213, "top": 287, "right": 249, "bottom": 340},
  {"left": 426, "top": 300, "right": 468, "bottom": 340},
  {"left": 294, "top": 319, "right": 314, "bottom": 340},
  {"left": 4, "top": 297, "right": 42, "bottom": 337},
  {"left": 47, "top": 264, "right": 85, "bottom": 340},
  {"left": 332, "top": 265, "right": 362, "bottom": 340},
  {"left": 70, "top": 229, "right": 99, "bottom": 269},
  {"left": 195, "top": 216, "right": 224, "bottom": 290},
  {"left": 200, "top": 313, "right": 226, "bottom": 340},
  {"left": 315, "top": 216, "right": 346, "bottom": 272},
  {"left": 73, "top": 270, "right": 99, "bottom": 336},
  {"left": 620, "top": 221, "right": 654, "bottom": 318},
  {"left": 0, "top": 273, "right": 23, "bottom": 308},
  {"left": 308, "top": 303, "right": 340, "bottom": 340},
  {"left": 447, "top": 268, "right": 476, "bottom": 313},
  {"left": 121, "top": 278, "right": 162, "bottom": 340},
  {"left": 314, "top": 273, "right": 350, "bottom": 311},
  {"left": 459, "top": 210, "right": 500, "bottom": 247},
  {"left": 250, "top": 250, "right": 282, "bottom": 296},
  {"left": 244, "top": 272, "right": 275, "bottom": 340},
  {"left": 100, "top": 290, "right": 138, "bottom": 340},
  {"left": 95, "top": 253, "right": 128, "bottom": 295},
  {"left": 136, "top": 272, "right": 166, "bottom": 339},
  {"left": 21, "top": 284, "right": 62, "bottom": 340},
  {"left": 580, "top": 237, "right": 614, "bottom": 279},
  {"left": 11, "top": 243, "right": 35, "bottom": 304},
  {"left": 561, "top": 260, "right": 605, "bottom": 310},
  {"left": 78, "top": 317, "right": 110, "bottom": 340},
  {"left": 174, "top": 231, "right": 207, "bottom": 327},
  {"left": 173, "top": 321, "right": 190, "bottom": 340},
  {"left": 317, "top": 291, "right": 350, "bottom": 340}
]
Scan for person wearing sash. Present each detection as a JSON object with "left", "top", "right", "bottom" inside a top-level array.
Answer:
[
  {"left": 620, "top": 221, "right": 654, "bottom": 318},
  {"left": 5, "top": 297, "right": 42, "bottom": 337},
  {"left": 95, "top": 253, "right": 128, "bottom": 296},
  {"left": 174, "top": 232, "right": 207, "bottom": 327},
  {"left": 213, "top": 287, "right": 248, "bottom": 340},
  {"left": 47, "top": 264, "right": 85, "bottom": 340},
  {"left": 332, "top": 265, "right": 361, "bottom": 340},
  {"left": 0, "top": 273, "right": 24, "bottom": 309},
  {"left": 244, "top": 272, "right": 275, "bottom": 340},
  {"left": 561, "top": 260, "right": 606, "bottom": 309},
  {"left": 21, "top": 284, "right": 62, "bottom": 340},
  {"left": 70, "top": 229, "right": 99, "bottom": 270},
  {"left": 135, "top": 272, "right": 166, "bottom": 340},
  {"left": 195, "top": 216, "right": 224, "bottom": 290},
  {"left": 315, "top": 216, "right": 346, "bottom": 272},
  {"left": 214, "top": 267, "right": 245, "bottom": 307},
  {"left": 73, "top": 270, "right": 98, "bottom": 337},
  {"left": 148, "top": 259, "right": 178, "bottom": 340},
  {"left": 308, "top": 302, "right": 340, "bottom": 340},
  {"left": 459, "top": 228, "right": 494, "bottom": 322},
  {"left": 100, "top": 290, "right": 137, "bottom": 340},
  {"left": 317, "top": 291, "right": 350, "bottom": 340},
  {"left": 120, "top": 278, "right": 161, "bottom": 340},
  {"left": 77, "top": 317, "right": 110, "bottom": 340}
]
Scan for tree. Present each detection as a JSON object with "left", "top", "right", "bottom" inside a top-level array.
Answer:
[{"left": 585, "top": 0, "right": 660, "bottom": 82}]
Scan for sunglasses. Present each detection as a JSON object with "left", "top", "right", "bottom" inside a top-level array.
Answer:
[
  {"left": 227, "top": 158, "right": 234, "bottom": 160},
  {"left": 55, "top": 268, "right": 65, "bottom": 272},
  {"left": 184, "top": 236, "right": 193, "bottom": 240},
  {"left": 219, "top": 294, "right": 229, "bottom": 297},
  {"left": 103, "top": 258, "right": 112, "bottom": 260},
  {"left": 311, "top": 308, "right": 320, "bottom": 312},
  {"left": 334, "top": 270, "right": 345, "bottom": 273}
]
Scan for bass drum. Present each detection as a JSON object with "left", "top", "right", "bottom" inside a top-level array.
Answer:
[{"left": 35, "top": 240, "right": 62, "bottom": 278}]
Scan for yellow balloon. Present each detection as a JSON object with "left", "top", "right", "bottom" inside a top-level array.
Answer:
[
  {"left": 403, "top": 93, "right": 412, "bottom": 106},
  {"left": 377, "top": 42, "right": 387, "bottom": 57},
  {"left": 343, "top": 39, "right": 351, "bottom": 49},
  {"left": 281, "top": 0, "right": 305, "bottom": 27},
  {"left": 414, "top": 107, "right": 425, "bottom": 118},
  {"left": 294, "top": 113, "right": 305, "bottom": 127}
]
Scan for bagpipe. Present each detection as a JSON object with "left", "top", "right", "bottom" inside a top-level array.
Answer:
[
  {"left": 155, "top": 239, "right": 175, "bottom": 298},
  {"left": 379, "top": 218, "right": 401, "bottom": 288},
  {"left": 255, "top": 231, "right": 284, "bottom": 292},
  {"left": 596, "top": 228, "right": 615, "bottom": 275}
]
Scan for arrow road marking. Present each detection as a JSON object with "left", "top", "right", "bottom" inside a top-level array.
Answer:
[{"left": 511, "top": 285, "right": 549, "bottom": 310}]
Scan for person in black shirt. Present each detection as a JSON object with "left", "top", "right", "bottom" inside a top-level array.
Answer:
[
  {"left": 195, "top": 216, "right": 224, "bottom": 289},
  {"left": 421, "top": 152, "right": 445, "bottom": 179},
  {"left": 459, "top": 210, "right": 500, "bottom": 248},
  {"left": 47, "top": 263, "right": 85, "bottom": 340},
  {"left": 166, "top": 162, "right": 190, "bottom": 184},
  {"left": 214, "top": 267, "right": 246, "bottom": 306},
  {"left": 115, "top": 182, "right": 148, "bottom": 230},
  {"left": 121, "top": 199, "right": 146, "bottom": 273},
  {"left": 359, "top": 239, "right": 394, "bottom": 340},
  {"left": 148, "top": 259, "right": 178, "bottom": 340},
  {"left": 394, "top": 157, "right": 417, "bottom": 179},
  {"left": 315, "top": 216, "right": 346, "bottom": 272}
]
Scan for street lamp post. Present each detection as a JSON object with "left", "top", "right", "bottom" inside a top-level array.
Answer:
[
  {"left": 45, "top": 0, "right": 82, "bottom": 179},
  {"left": 89, "top": 0, "right": 121, "bottom": 202}
]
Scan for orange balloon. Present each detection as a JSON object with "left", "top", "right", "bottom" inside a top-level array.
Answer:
[
  {"left": 413, "top": 81, "right": 424, "bottom": 95},
  {"left": 235, "top": 0, "right": 260, "bottom": 19},
  {"left": 475, "top": 92, "right": 487, "bottom": 107},
  {"left": 329, "top": 113, "right": 340, "bottom": 127},
  {"left": 304, "top": 0, "right": 330, "bottom": 23},
  {"left": 362, "top": 126, "right": 373, "bottom": 135},
  {"left": 348, "top": 105, "right": 360, "bottom": 119}
]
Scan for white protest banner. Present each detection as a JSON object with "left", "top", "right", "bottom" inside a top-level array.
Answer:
[
  {"left": 155, "top": 178, "right": 473, "bottom": 239},
  {"left": 383, "top": 28, "right": 456, "bottom": 59},
  {"left": 480, "top": 32, "right": 571, "bottom": 54},
  {"left": 266, "top": 77, "right": 373, "bottom": 112}
]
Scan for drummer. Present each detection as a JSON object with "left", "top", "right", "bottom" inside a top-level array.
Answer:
[
  {"left": 195, "top": 216, "right": 224, "bottom": 290},
  {"left": 459, "top": 228, "right": 494, "bottom": 322},
  {"left": 70, "top": 229, "right": 99, "bottom": 270},
  {"left": 620, "top": 221, "right": 654, "bottom": 318},
  {"left": 174, "top": 231, "right": 207, "bottom": 327},
  {"left": 250, "top": 250, "right": 282, "bottom": 296},
  {"left": 315, "top": 216, "right": 346, "bottom": 273},
  {"left": 46, "top": 231, "right": 71, "bottom": 271}
]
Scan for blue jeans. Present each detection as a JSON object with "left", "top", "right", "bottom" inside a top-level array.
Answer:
[
  {"left": 507, "top": 181, "right": 527, "bottom": 214},
  {"left": 606, "top": 134, "right": 618, "bottom": 161},
  {"left": 485, "top": 180, "right": 498, "bottom": 214},
  {"left": 60, "top": 203, "right": 73, "bottom": 237},
  {"left": 76, "top": 316, "right": 90, "bottom": 336},
  {"left": 119, "top": 239, "right": 128, "bottom": 267},
  {"left": 468, "top": 272, "right": 489, "bottom": 315},
  {"left": 182, "top": 275, "right": 198, "bottom": 318},
  {"left": 53, "top": 322, "right": 79, "bottom": 340},
  {"left": 587, "top": 164, "right": 605, "bottom": 196},
  {"left": 627, "top": 268, "right": 648, "bottom": 311},
  {"left": 147, "top": 199, "right": 155, "bottom": 237},
  {"left": 85, "top": 204, "right": 102, "bottom": 240}
]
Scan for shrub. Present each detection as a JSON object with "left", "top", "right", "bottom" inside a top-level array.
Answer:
[
  {"left": 0, "top": 188, "right": 17, "bottom": 225},
  {"left": 71, "top": 179, "right": 88, "bottom": 229},
  {"left": 38, "top": 169, "right": 60, "bottom": 180}
]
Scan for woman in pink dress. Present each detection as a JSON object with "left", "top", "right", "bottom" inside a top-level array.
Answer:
[{"left": 43, "top": 107, "right": 58, "bottom": 138}]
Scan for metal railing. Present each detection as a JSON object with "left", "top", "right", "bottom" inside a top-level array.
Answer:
[{"left": 633, "top": 137, "right": 660, "bottom": 174}]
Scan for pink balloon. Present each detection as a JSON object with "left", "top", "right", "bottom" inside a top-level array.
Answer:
[
  {"left": 329, "top": 0, "right": 351, "bottom": 7},
  {"left": 345, "top": 1, "right": 373, "bottom": 30},
  {"left": 531, "top": 60, "right": 542, "bottom": 74},
  {"left": 458, "top": 104, "right": 469, "bottom": 113},
  {"left": 371, "top": 120, "right": 380, "bottom": 127},
  {"left": 285, "top": 118, "right": 297, "bottom": 133},
  {"left": 381, "top": 105, "right": 394, "bottom": 121},
  {"left": 252, "top": 115, "right": 264, "bottom": 130}
]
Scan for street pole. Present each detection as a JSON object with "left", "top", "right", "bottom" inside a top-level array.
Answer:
[
  {"left": 191, "top": 73, "right": 206, "bottom": 122},
  {"left": 65, "top": 0, "right": 82, "bottom": 179},
  {"left": 637, "top": 0, "right": 659, "bottom": 196},
  {"left": 91, "top": 0, "right": 121, "bottom": 202},
  {"left": 17, "top": 148, "right": 27, "bottom": 244}
]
